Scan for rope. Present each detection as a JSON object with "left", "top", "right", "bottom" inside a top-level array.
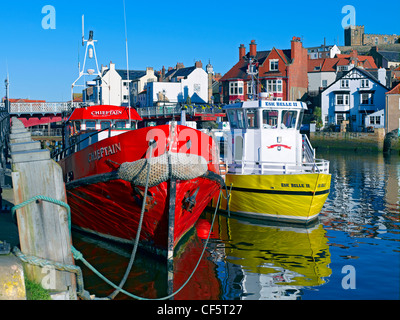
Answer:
[
  {"left": 107, "top": 142, "right": 154, "bottom": 300},
  {"left": 11, "top": 145, "right": 223, "bottom": 300}
]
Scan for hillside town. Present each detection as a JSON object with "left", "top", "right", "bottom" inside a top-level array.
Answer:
[{"left": 65, "top": 24, "right": 399, "bottom": 135}]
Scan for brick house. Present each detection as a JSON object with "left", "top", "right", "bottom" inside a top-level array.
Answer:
[{"left": 219, "top": 37, "right": 308, "bottom": 103}]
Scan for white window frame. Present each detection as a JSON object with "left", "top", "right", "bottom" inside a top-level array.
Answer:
[
  {"left": 266, "top": 79, "right": 282, "bottom": 93},
  {"left": 269, "top": 59, "right": 279, "bottom": 71},
  {"left": 361, "top": 79, "right": 369, "bottom": 88},
  {"left": 336, "top": 94, "right": 349, "bottom": 105},
  {"left": 229, "top": 81, "right": 244, "bottom": 96},
  {"left": 340, "top": 79, "right": 349, "bottom": 88}
]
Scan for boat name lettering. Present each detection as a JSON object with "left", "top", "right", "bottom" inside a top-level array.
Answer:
[
  {"left": 281, "top": 183, "right": 311, "bottom": 188},
  {"left": 88, "top": 143, "right": 121, "bottom": 162},
  {"left": 264, "top": 102, "right": 297, "bottom": 107},
  {"left": 91, "top": 110, "right": 123, "bottom": 117},
  {"left": 318, "top": 183, "right": 326, "bottom": 188}
]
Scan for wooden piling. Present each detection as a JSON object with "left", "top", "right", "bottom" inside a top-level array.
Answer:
[{"left": 9, "top": 117, "right": 77, "bottom": 300}]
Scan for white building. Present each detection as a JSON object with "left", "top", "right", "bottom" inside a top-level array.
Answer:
[
  {"left": 307, "top": 44, "right": 341, "bottom": 60},
  {"left": 84, "top": 62, "right": 156, "bottom": 106},
  {"left": 320, "top": 67, "right": 389, "bottom": 132},
  {"left": 145, "top": 61, "right": 209, "bottom": 107}
]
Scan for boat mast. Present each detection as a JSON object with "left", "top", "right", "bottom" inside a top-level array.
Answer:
[
  {"left": 123, "top": 0, "right": 131, "bottom": 128},
  {"left": 71, "top": 15, "right": 105, "bottom": 105}
]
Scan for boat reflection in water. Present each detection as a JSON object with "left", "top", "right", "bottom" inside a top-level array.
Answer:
[
  {"left": 206, "top": 213, "right": 332, "bottom": 300},
  {"left": 71, "top": 211, "right": 332, "bottom": 300}
]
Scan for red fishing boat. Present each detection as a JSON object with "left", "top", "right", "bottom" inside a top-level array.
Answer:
[{"left": 54, "top": 105, "right": 223, "bottom": 258}]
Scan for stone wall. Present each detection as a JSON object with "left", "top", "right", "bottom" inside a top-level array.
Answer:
[{"left": 310, "top": 128, "right": 385, "bottom": 152}]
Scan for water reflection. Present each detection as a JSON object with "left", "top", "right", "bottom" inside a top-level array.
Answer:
[
  {"left": 71, "top": 151, "right": 400, "bottom": 300},
  {"left": 204, "top": 214, "right": 331, "bottom": 299}
]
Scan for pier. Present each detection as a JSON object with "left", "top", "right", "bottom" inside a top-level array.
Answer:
[{"left": 0, "top": 116, "right": 77, "bottom": 300}]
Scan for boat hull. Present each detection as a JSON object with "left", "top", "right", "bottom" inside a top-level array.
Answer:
[
  {"left": 213, "top": 173, "right": 331, "bottom": 223},
  {"left": 59, "top": 124, "right": 223, "bottom": 256}
]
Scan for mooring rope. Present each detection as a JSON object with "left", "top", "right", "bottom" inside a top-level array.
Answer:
[
  {"left": 11, "top": 157, "right": 224, "bottom": 300},
  {"left": 107, "top": 142, "right": 154, "bottom": 300}
]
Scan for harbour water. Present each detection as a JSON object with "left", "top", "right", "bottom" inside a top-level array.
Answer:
[{"left": 73, "top": 150, "right": 400, "bottom": 300}]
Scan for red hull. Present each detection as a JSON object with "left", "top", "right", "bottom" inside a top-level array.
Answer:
[{"left": 59, "top": 124, "right": 223, "bottom": 256}]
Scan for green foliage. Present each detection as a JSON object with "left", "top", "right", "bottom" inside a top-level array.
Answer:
[
  {"left": 25, "top": 278, "right": 52, "bottom": 300},
  {"left": 313, "top": 106, "right": 323, "bottom": 129}
]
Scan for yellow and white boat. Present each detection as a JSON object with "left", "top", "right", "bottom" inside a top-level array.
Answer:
[{"left": 212, "top": 98, "right": 331, "bottom": 224}]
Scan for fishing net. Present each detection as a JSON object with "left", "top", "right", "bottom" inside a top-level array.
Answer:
[{"left": 117, "top": 152, "right": 208, "bottom": 187}]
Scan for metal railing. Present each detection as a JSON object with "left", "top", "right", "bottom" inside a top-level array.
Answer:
[
  {"left": 227, "top": 159, "right": 330, "bottom": 175},
  {"left": 52, "top": 126, "right": 113, "bottom": 161},
  {"left": 0, "top": 102, "right": 88, "bottom": 115},
  {"left": 302, "top": 134, "right": 315, "bottom": 163},
  {"left": 136, "top": 104, "right": 225, "bottom": 118}
]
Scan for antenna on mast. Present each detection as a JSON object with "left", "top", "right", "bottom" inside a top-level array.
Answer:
[
  {"left": 82, "top": 15, "right": 85, "bottom": 46},
  {"left": 71, "top": 14, "right": 105, "bottom": 104}
]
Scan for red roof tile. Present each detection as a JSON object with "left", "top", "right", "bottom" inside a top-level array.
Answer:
[{"left": 386, "top": 83, "right": 400, "bottom": 94}]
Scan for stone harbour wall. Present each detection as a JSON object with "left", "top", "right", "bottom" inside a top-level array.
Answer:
[{"left": 310, "top": 128, "right": 386, "bottom": 152}]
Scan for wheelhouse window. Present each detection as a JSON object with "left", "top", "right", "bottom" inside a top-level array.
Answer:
[
  {"left": 115, "top": 121, "right": 126, "bottom": 129},
  {"left": 100, "top": 121, "right": 111, "bottom": 129},
  {"left": 86, "top": 121, "right": 96, "bottom": 129},
  {"left": 229, "top": 81, "right": 244, "bottom": 96},
  {"left": 262, "top": 110, "right": 278, "bottom": 129},
  {"left": 227, "top": 109, "right": 246, "bottom": 129},
  {"left": 245, "top": 109, "right": 259, "bottom": 129},
  {"left": 281, "top": 110, "right": 298, "bottom": 129}
]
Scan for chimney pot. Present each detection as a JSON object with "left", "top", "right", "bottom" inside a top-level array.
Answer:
[{"left": 249, "top": 40, "right": 257, "bottom": 57}]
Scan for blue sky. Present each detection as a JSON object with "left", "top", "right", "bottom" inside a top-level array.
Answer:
[{"left": 0, "top": 0, "right": 398, "bottom": 101}]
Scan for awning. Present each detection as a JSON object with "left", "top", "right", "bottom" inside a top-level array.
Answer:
[{"left": 68, "top": 105, "right": 142, "bottom": 121}]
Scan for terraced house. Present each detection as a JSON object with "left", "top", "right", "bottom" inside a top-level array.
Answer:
[{"left": 219, "top": 37, "right": 308, "bottom": 103}]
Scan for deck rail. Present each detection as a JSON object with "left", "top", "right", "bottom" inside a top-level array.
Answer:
[{"left": 227, "top": 159, "right": 330, "bottom": 175}]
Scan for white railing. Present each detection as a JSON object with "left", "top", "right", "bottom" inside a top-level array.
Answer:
[
  {"left": 6, "top": 102, "right": 88, "bottom": 115},
  {"left": 302, "top": 134, "right": 315, "bottom": 163},
  {"left": 227, "top": 159, "right": 330, "bottom": 175}
]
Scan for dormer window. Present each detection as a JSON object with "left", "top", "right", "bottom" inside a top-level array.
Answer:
[{"left": 270, "top": 59, "right": 279, "bottom": 71}]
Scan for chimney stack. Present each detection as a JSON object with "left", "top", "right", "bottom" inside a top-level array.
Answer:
[
  {"left": 239, "top": 44, "right": 246, "bottom": 61},
  {"left": 290, "top": 36, "right": 302, "bottom": 59},
  {"left": 249, "top": 40, "right": 257, "bottom": 57},
  {"left": 195, "top": 60, "right": 203, "bottom": 68}
]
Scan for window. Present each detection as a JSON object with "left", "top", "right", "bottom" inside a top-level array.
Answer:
[
  {"left": 123, "top": 95, "right": 129, "bottom": 101},
  {"left": 361, "top": 79, "right": 369, "bottom": 88},
  {"left": 384, "top": 37, "right": 388, "bottom": 43},
  {"left": 247, "top": 82, "right": 254, "bottom": 94},
  {"left": 281, "top": 110, "right": 298, "bottom": 129},
  {"left": 340, "top": 79, "right": 349, "bottom": 88},
  {"left": 262, "top": 110, "right": 278, "bottom": 129},
  {"left": 86, "top": 121, "right": 96, "bottom": 129},
  {"left": 100, "top": 121, "right": 111, "bottom": 129},
  {"left": 266, "top": 79, "right": 282, "bottom": 93},
  {"left": 227, "top": 109, "right": 246, "bottom": 129},
  {"left": 375, "top": 37, "right": 379, "bottom": 45},
  {"left": 193, "top": 83, "right": 201, "bottom": 93},
  {"left": 322, "top": 80, "right": 328, "bottom": 88},
  {"left": 115, "top": 121, "right": 126, "bottom": 129},
  {"left": 361, "top": 93, "right": 374, "bottom": 105},
  {"left": 229, "top": 81, "right": 244, "bottom": 95},
  {"left": 336, "top": 94, "right": 349, "bottom": 105},
  {"left": 246, "top": 109, "right": 259, "bottom": 129},
  {"left": 269, "top": 59, "right": 279, "bottom": 71}
]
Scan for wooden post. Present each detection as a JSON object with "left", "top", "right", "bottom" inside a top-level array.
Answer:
[{"left": 10, "top": 117, "right": 77, "bottom": 300}]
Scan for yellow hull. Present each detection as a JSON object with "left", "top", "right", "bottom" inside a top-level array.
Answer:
[{"left": 213, "top": 173, "right": 331, "bottom": 223}]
